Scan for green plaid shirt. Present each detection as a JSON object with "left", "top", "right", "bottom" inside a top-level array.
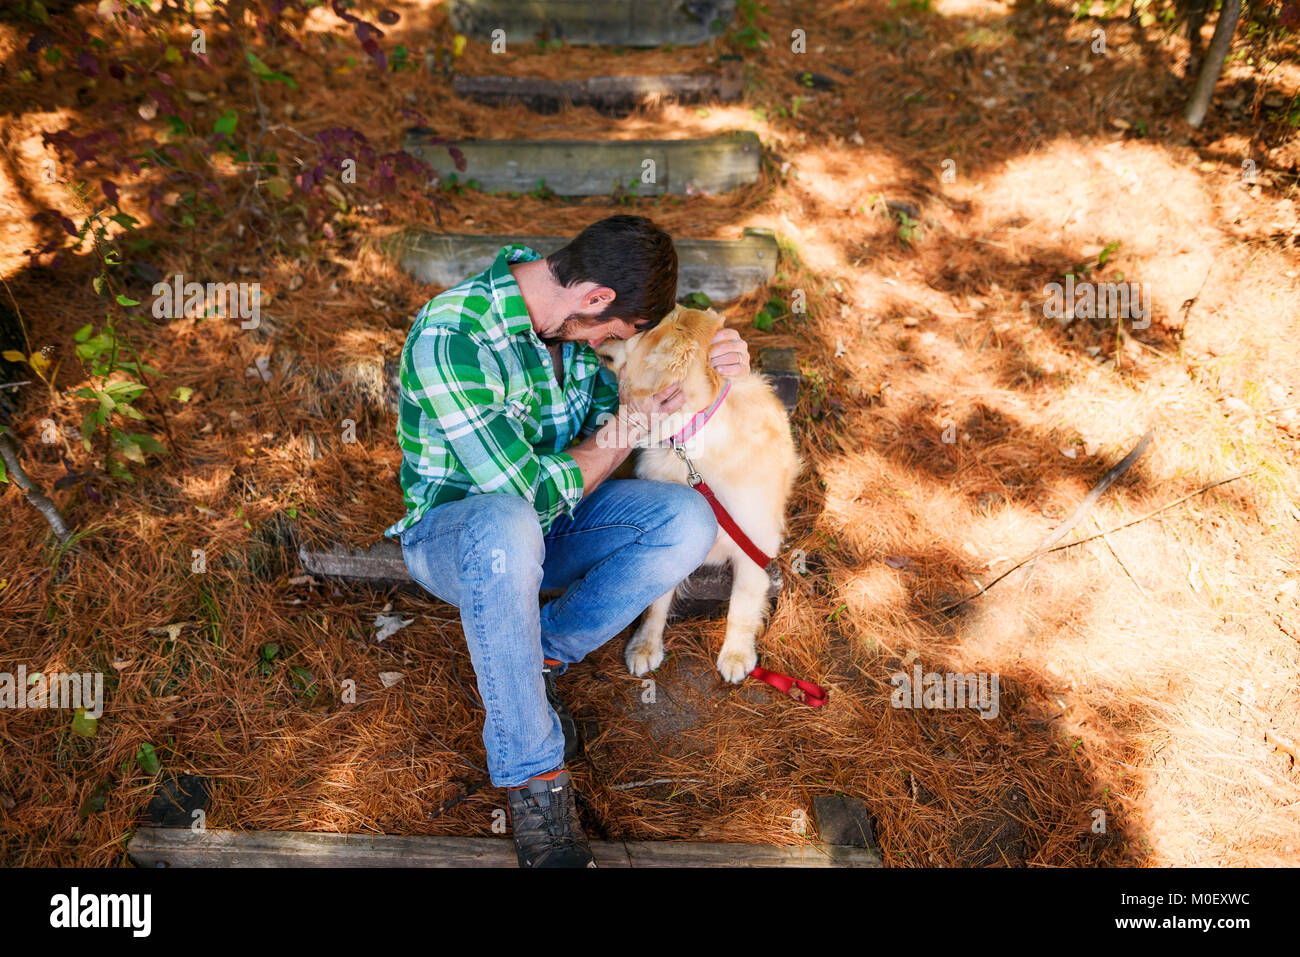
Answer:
[{"left": 384, "top": 244, "right": 620, "bottom": 538}]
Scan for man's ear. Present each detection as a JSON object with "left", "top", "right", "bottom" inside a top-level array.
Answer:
[{"left": 581, "top": 285, "right": 617, "bottom": 312}]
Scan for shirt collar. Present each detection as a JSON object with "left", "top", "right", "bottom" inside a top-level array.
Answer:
[{"left": 487, "top": 244, "right": 542, "bottom": 338}]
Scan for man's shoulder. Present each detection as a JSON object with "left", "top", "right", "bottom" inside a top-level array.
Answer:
[
  {"left": 411, "top": 273, "right": 495, "bottom": 336},
  {"left": 400, "top": 274, "right": 508, "bottom": 391}
]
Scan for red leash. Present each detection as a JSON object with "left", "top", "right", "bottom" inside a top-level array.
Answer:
[
  {"left": 691, "top": 479, "right": 773, "bottom": 569},
  {"left": 749, "top": 666, "right": 828, "bottom": 707},
  {"left": 692, "top": 478, "right": 827, "bottom": 707},
  {"left": 669, "top": 402, "right": 827, "bottom": 709}
]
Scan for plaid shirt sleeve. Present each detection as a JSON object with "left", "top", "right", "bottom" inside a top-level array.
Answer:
[
  {"left": 406, "top": 326, "right": 585, "bottom": 527},
  {"left": 577, "top": 363, "right": 620, "bottom": 440}
]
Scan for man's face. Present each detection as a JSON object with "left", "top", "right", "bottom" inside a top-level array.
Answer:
[
  {"left": 536, "top": 280, "right": 641, "bottom": 348},
  {"left": 540, "top": 314, "right": 641, "bottom": 349}
]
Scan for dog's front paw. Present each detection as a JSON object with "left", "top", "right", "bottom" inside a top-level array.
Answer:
[
  {"left": 716, "top": 645, "right": 757, "bottom": 684},
  {"left": 625, "top": 636, "right": 664, "bottom": 676}
]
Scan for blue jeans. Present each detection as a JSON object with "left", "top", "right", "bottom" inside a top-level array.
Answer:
[{"left": 399, "top": 479, "right": 717, "bottom": 787}]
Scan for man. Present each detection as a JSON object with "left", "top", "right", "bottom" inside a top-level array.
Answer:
[{"left": 384, "top": 215, "right": 750, "bottom": 867}]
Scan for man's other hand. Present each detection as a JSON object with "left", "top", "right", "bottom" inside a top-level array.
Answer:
[{"left": 708, "top": 327, "right": 750, "bottom": 377}]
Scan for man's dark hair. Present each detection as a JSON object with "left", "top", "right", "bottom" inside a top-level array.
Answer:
[{"left": 546, "top": 215, "right": 678, "bottom": 331}]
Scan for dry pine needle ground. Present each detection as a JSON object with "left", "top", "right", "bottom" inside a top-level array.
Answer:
[{"left": 0, "top": 0, "right": 1298, "bottom": 866}]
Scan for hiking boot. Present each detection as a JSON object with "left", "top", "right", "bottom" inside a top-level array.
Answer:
[
  {"left": 542, "top": 659, "right": 580, "bottom": 763},
  {"left": 506, "top": 769, "right": 596, "bottom": 868}
]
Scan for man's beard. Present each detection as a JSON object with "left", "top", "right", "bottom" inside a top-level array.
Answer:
[{"left": 539, "top": 313, "right": 600, "bottom": 346}]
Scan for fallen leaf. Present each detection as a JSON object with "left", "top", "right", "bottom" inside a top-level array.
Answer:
[
  {"left": 71, "top": 708, "right": 98, "bottom": 738},
  {"left": 246, "top": 355, "right": 272, "bottom": 382},
  {"left": 373, "top": 612, "right": 414, "bottom": 642}
]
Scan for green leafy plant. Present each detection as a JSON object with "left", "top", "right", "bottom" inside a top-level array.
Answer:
[
  {"left": 64, "top": 204, "right": 175, "bottom": 483},
  {"left": 246, "top": 50, "right": 298, "bottom": 89},
  {"left": 897, "top": 211, "right": 919, "bottom": 244},
  {"left": 612, "top": 177, "right": 643, "bottom": 206},
  {"left": 289, "top": 665, "right": 318, "bottom": 699},
  {"left": 1066, "top": 240, "right": 1121, "bottom": 280},
  {"left": 733, "top": 0, "right": 770, "bottom": 49},
  {"left": 71, "top": 707, "right": 98, "bottom": 738},
  {"left": 257, "top": 642, "right": 280, "bottom": 677},
  {"left": 754, "top": 295, "right": 788, "bottom": 331},
  {"left": 135, "top": 742, "right": 161, "bottom": 776},
  {"left": 390, "top": 44, "right": 414, "bottom": 72}
]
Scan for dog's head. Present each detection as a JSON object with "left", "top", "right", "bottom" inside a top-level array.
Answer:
[
  {"left": 592, "top": 337, "right": 632, "bottom": 383},
  {"left": 593, "top": 304, "right": 726, "bottom": 401}
]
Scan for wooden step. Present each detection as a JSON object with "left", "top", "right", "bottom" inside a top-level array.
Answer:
[
  {"left": 404, "top": 130, "right": 761, "bottom": 196},
  {"left": 297, "top": 539, "right": 781, "bottom": 620},
  {"left": 392, "top": 227, "right": 777, "bottom": 303},
  {"left": 127, "top": 826, "right": 880, "bottom": 868},
  {"left": 758, "top": 346, "right": 800, "bottom": 413},
  {"left": 298, "top": 539, "right": 411, "bottom": 587},
  {"left": 448, "top": 0, "right": 736, "bottom": 48},
  {"left": 669, "top": 560, "right": 782, "bottom": 619},
  {"left": 451, "top": 61, "right": 744, "bottom": 114}
]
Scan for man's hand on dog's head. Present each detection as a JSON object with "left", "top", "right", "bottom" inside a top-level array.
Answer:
[
  {"left": 625, "top": 382, "right": 685, "bottom": 419},
  {"left": 619, "top": 381, "right": 685, "bottom": 443},
  {"left": 708, "top": 328, "right": 750, "bottom": 377}
]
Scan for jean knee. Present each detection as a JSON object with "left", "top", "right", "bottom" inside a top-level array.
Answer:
[
  {"left": 459, "top": 494, "right": 545, "bottom": 577},
  {"left": 659, "top": 483, "right": 718, "bottom": 565}
]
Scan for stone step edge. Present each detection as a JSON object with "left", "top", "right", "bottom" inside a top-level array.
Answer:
[
  {"left": 402, "top": 130, "right": 762, "bottom": 197},
  {"left": 388, "top": 227, "right": 778, "bottom": 305},
  {"left": 449, "top": 61, "right": 744, "bottom": 113}
]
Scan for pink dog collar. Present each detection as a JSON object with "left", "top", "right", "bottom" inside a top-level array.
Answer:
[{"left": 668, "top": 379, "right": 730, "bottom": 446}]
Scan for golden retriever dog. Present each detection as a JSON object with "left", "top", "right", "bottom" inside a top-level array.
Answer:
[{"left": 595, "top": 305, "right": 800, "bottom": 683}]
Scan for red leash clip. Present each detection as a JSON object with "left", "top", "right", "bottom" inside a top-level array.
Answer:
[{"left": 749, "top": 667, "right": 828, "bottom": 707}]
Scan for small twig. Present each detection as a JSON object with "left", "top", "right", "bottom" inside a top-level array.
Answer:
[
  {"left": 1273, "top": 615, "right": 1297, "bottom": 643},
  {"left": 1179, "top": 261, "right": 1214, "bottom": 326},
  {"left": 1020, "top": 429, "right": 1154, "bottom": 581},
  {"left": 931, "top": 467, "right": 1257, "bottom": 617},
  {"left": 427, "top": 779, "right": 485, "bottom": 819},
  {"left": 1090, "top": 514, "right": 1149, "bottom": 600},
  {"left": 263, "top": 123, "right": 319, "bottom": 147},
  {"left": 609, "top": 778, "right": 706, "bottom": 791},
  {"left": 0, "top": 432, "right": 72, "bottom": 542},
  {"left": 1038, "top": 430, "right": 1155, "bottom": 554}
]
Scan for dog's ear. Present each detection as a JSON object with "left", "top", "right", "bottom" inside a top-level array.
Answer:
[{"left": 634, "top": 322, "right": 704, "bottom": 397}]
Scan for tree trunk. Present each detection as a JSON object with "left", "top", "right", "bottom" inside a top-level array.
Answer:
[
  {"left": 1184, "top": 0, "right": 1243, "bottom": 128},
  {"left": 1185, "top": 0, "right": 1211, "bottom": 78}
]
